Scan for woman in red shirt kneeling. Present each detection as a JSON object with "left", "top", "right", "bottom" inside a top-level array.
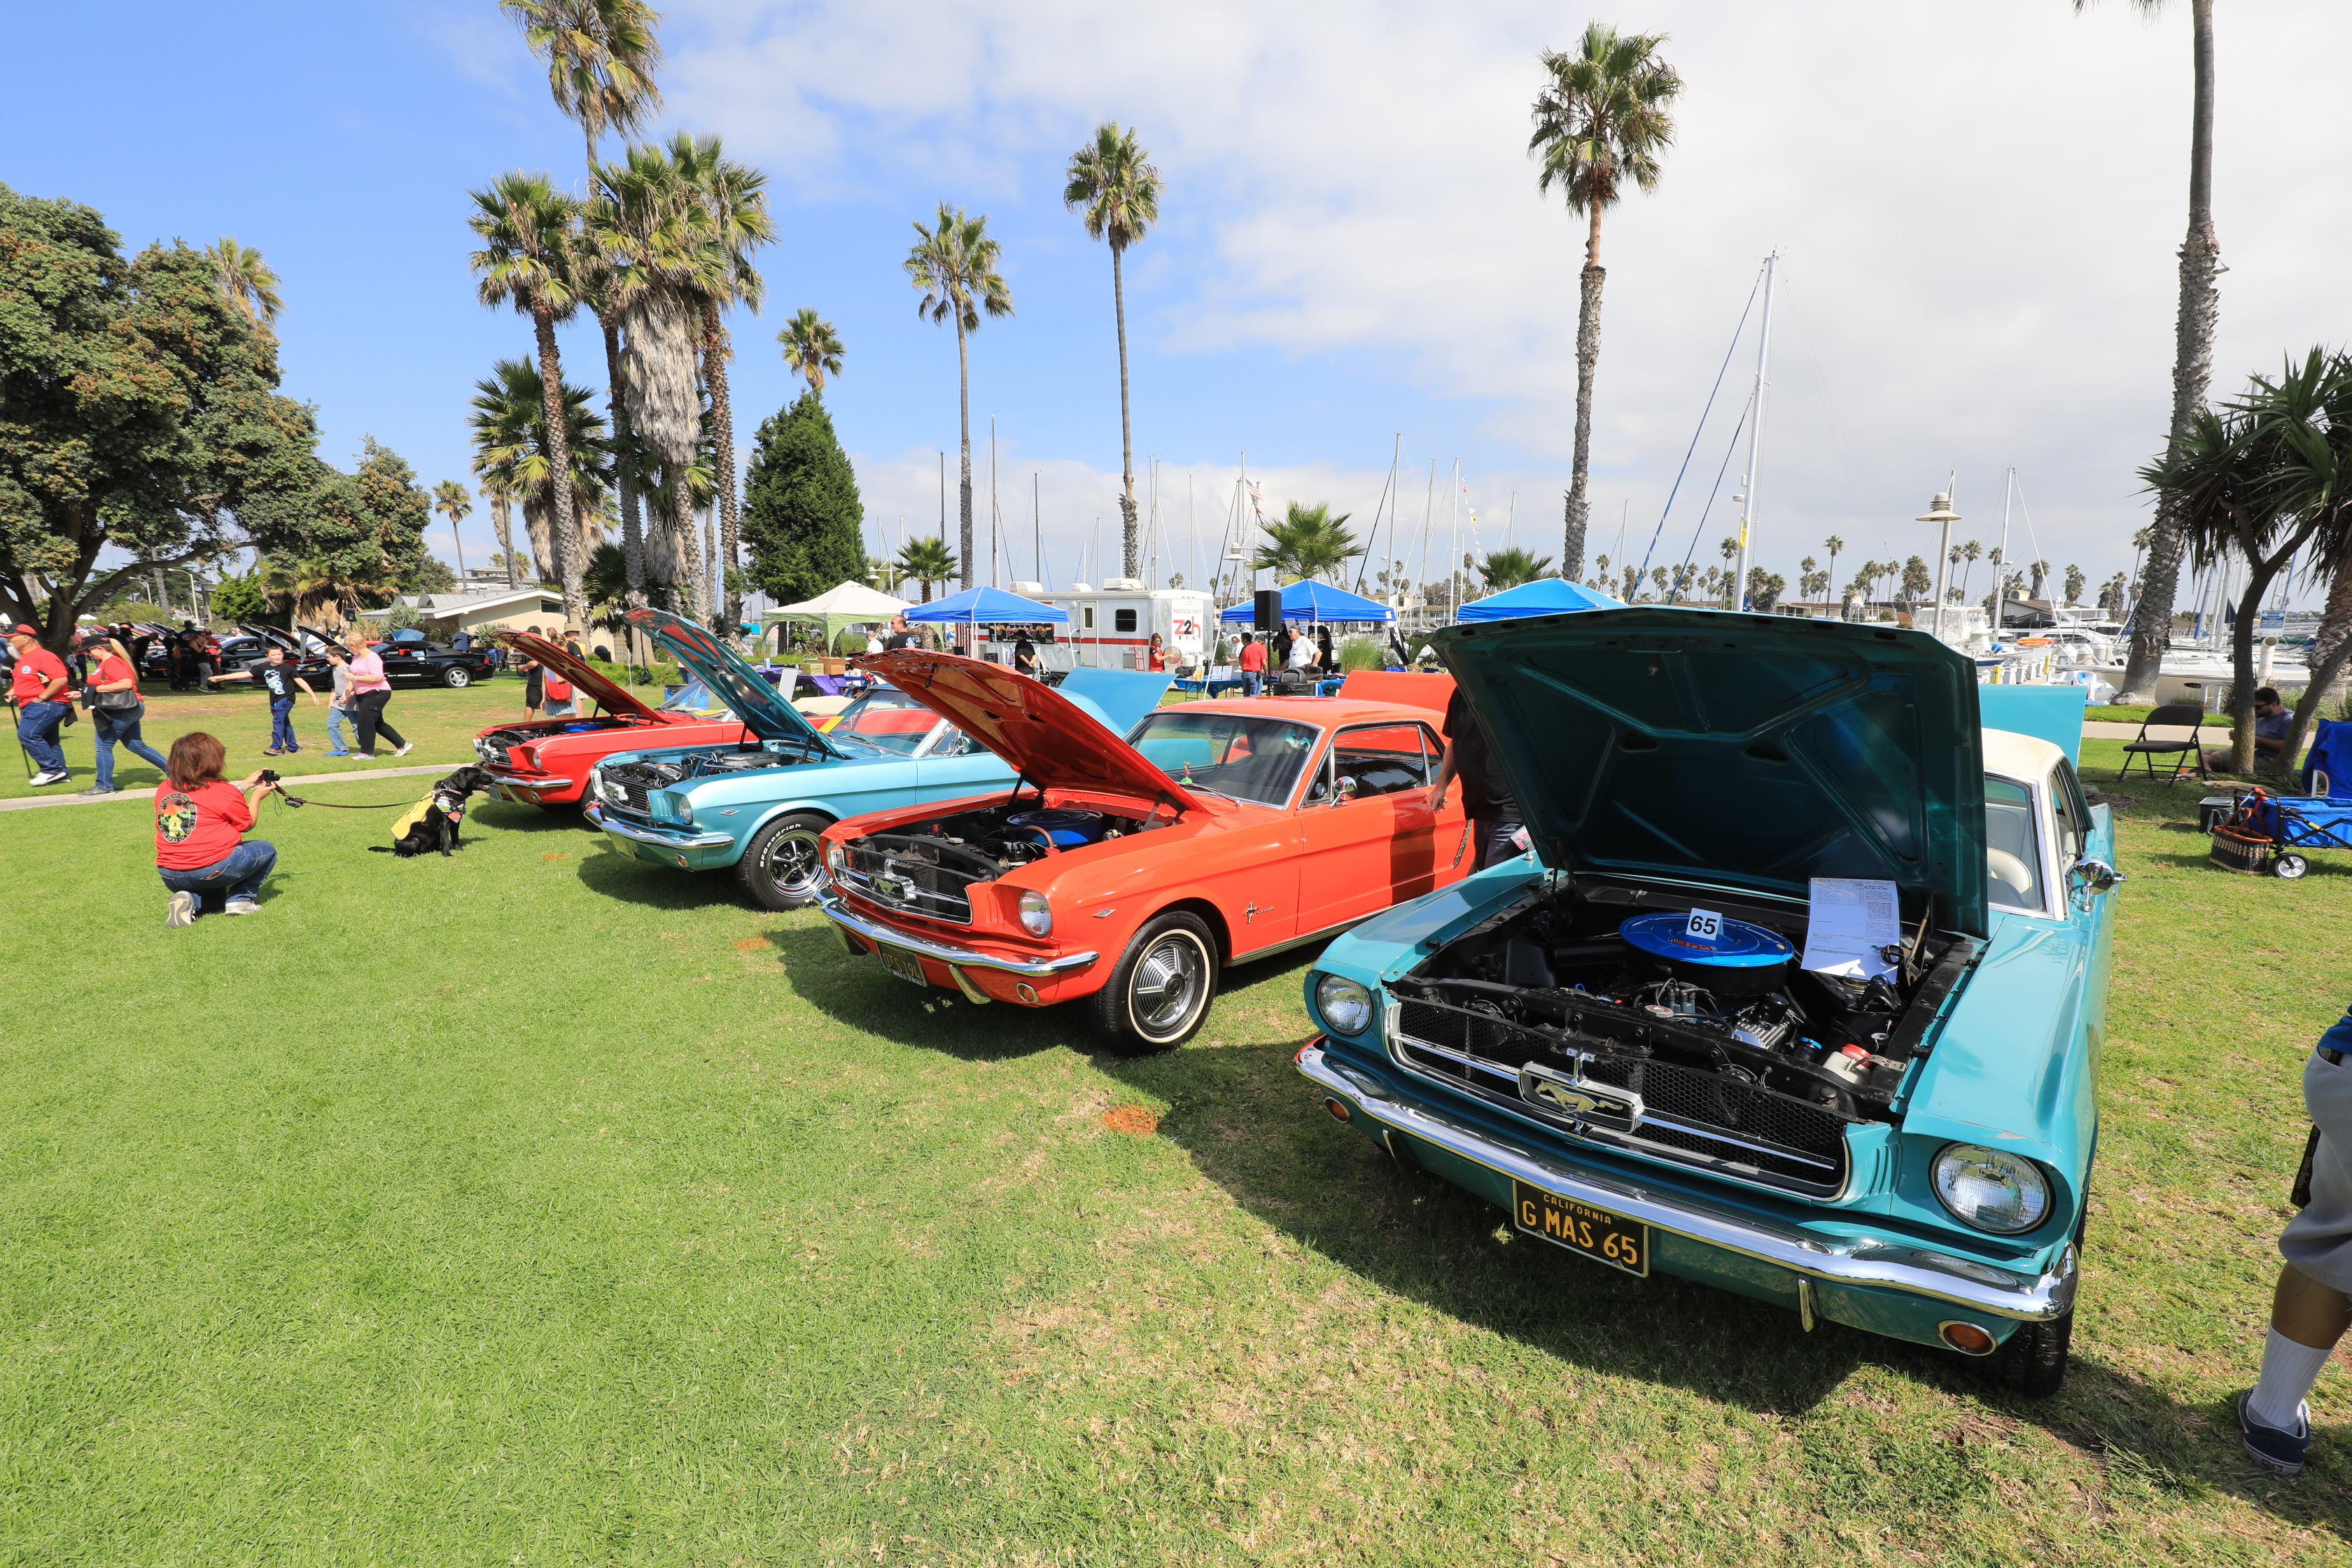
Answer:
[{"left": 155, "top": 732, "right": 279, "bottom": 927}]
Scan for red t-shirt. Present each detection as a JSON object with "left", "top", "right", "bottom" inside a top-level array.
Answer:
[
  {"left": 97, "top": 654, "right": 138, "bottom": 694},
  {"left": 1238, "top": 642, "right": 1266, "bottom": 673},
  {"left": 154, "top": 779, "right": 255, "bottom": 870},
  {"left": 10, "top": 646, "right": 68, "bottom": 705}
]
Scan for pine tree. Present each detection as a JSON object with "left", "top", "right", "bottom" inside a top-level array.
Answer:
[{"left": 739, "top": 390, "right": 866, "bottom": 605}]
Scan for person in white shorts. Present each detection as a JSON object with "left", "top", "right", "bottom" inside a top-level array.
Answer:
[{"left": 2240, "top": 1006, "right": 2352, "bottom": 1476}]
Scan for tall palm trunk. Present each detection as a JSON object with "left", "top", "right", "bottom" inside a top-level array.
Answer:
[
  {"left": 956, "top": 315, "right": 974, "bottom": 590},
  {"left": 2119, "top": 0, "right": 2220, "bottom": 700},
  {"left": 489, "top": 491, "right": 517, "bottom": 588},
  {"left": 623, "top": 289, "right": 706, "bottom": 620},
  {"left": 531, "top": 302, "right": 587, "bottom": 628},
  {"left": 700, "top": 300, "right": 743, "bottom": 629},
  {"left": 1113, "top": 240, "right": 1138, "bottom": 580},
  {"left": 1563, "top": 204, "right": 1606, "bottom": 583},
  {"left": 601, "top": 313, "right": 647, "bottom": 601}
]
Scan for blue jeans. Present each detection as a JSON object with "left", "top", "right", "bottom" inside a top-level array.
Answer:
[
  {"left": 16, "top": 699, "right": 69, "bottom": 774},
  {"left": 268, "top": 697, "right": 298, "bottom": 751},
  {"left": 1241, "top": 671, "right": 1263, "bottom": 697},
  {"left": 158, "top": 840, "right": 277, "bottom": 913},
  {"left": 326, "top": 704, "right": 354, "bottom": 750},
  {"left": 93, "top": 708, "right": 168, "bottom": 790}
]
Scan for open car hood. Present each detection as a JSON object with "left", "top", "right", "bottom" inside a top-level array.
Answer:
[
  {"left": 1432, "top": 608, "right": 1989, "bottom": 938},
  {"left": 629, "top": 607, "right": 841, "bottom": 753},
  {"left": 493, "top": 631, "right": 657, "bottom": 722},
  {"left": 858, "top": 652, "right": 1194, "bottom": 808}
]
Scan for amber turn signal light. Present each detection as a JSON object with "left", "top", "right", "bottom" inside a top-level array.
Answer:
[
  {"left": 1324, "top": 1098, "right": 1351, "bottom": 1124},
  {"left": 1939, "top": 1322, "right": 1996, "bottom": 1356}
]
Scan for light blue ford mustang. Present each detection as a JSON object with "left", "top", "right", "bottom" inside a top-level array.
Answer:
[
  {"left": 584, "top": 608, "right": 1169, "bottom": 909},
  {"left": 1295, "top": 609, "right": 2121, "bottom": 1394}
]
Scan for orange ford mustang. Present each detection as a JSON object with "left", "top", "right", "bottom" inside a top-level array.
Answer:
[
  {"left": 819, "top": 653, "right": 1476, "bottom": 1055},
  {"left": 471, "top": 631, "right": 749, "bottom": 807}
]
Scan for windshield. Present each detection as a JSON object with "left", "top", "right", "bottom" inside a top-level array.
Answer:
[
  {"left": 830, "top": 687, "right": 940, "bottom": 755},
  {"left": 1984, "top": 774, "right": 2043, "bottom": 912},
  {"left": 1128, "top": 710, "right": 1320, "bottom": 806},
  {"left": 660, "top": 678, "right": 734, "bottom": 717}
]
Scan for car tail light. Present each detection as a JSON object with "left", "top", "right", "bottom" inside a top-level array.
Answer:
[{"left": 1939, "top": 1322, "right": 1996, "bottom": 1356}]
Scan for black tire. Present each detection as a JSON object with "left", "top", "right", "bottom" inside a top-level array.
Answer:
[
  {"left": 1087, "top": 911, "right": 1219, "bottom": 1056},
  {"left": 2275, "top": 853, "right": 2309, "bottom": 880},
  {"left": 737, "top": 811, "right": 831, "bottom": 911},
  {"left": 1988, "top": 1310, "right": 2073, "bottom": 1397},
  {"left": 442, "top": 665, "right": 472, "bottom": 689}
]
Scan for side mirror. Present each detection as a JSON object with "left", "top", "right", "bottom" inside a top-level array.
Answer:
[
  {"left": 2068, "top": 858, "right": 2124, "bottom": 903},
  {"left": 1334, "top": 774, "right": 1360, "bottom": 804}
]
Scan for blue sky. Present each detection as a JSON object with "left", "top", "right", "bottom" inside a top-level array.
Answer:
[{"left": 11, "top": 1, "right": 2350, "bottom": 606}]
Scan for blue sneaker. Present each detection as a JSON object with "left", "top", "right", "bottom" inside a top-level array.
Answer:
[
  {"left": 325, "top": 749, "right": 353, "bottom": 757},
  {"left": 2239, "top": 1389, "right": 2310, "bottom": 1477}
]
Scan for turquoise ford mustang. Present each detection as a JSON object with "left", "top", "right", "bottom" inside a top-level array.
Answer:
[
  {"left": 584, "top": 608, "right": 1169, "bottom": 910},
  {"left": 1295, "top": 609, "right": 2120, "bottom": 1394}
]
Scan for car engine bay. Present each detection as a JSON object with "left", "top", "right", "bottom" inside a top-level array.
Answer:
[
  {"left": 1385, "top": 879, "right": 1979, "bottom": 1196},
  {"left": 834, "top": 801, "right": 1166, "bottom": 924}
]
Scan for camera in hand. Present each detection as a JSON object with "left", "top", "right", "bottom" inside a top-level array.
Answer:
[{"left": 258, "top": 769, "right": 281, "bottom": 784}]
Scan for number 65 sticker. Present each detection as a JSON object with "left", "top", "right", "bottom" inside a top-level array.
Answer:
[{"left": 1686, "top": 907, "right": 1723, "bottom": 941}]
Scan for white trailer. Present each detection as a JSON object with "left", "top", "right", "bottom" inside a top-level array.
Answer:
[{"left": 999, "top": 580, "right": 1216, "bottom": 673}]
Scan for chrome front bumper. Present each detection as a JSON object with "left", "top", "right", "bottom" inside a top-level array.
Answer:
[
  {"left": 1298, "top": 1044, "right": 2077, "bottom": 1323},
  {"left": 819, "top": 892, "right": 1099, "bottom": 978},
  {"left": 486, "top": 767, "right": 574, "bottom": 793},
  {"left": 583, "top": 802, "right": 736, "bottom": 850}
]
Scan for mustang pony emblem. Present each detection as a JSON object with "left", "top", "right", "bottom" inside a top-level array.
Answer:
[{"left": 1517, "top": 1064, "right": 1640, "bottom": 1128}]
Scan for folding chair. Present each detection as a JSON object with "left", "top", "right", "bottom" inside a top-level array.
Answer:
[{"left": 2118, "top": 703, "right": 2208, "bottom": 783}]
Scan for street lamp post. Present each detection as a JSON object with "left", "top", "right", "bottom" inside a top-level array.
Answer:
[{"left": 1917, "top": 488, "right": 1962, "bottom": 645}]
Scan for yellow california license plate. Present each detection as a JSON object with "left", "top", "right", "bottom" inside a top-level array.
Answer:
[{"left": 1512, "top": 1182, "right": 1649, "bottom": 1276}]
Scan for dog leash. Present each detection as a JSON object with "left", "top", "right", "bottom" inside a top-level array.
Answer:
[{"left": 272, "top": 791, "right": 412, "bottom": 810}]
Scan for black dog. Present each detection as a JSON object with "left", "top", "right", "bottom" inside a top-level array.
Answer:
[{"left": 370, "top": 766, "right": 497, "bottom": 858}]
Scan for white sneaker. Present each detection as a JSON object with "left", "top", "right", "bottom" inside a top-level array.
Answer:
[
  {"left": 224, "top": 898, "right": 261, "bottom": 916},
  {"left": 29, "top": 770, "right": 68, "bottom": 786},
  {"left": 166, "top": 890, "right": 197, "bottom": 928},
  {"left": 393, "top": 742, "right": 414, "bottom": 757}
]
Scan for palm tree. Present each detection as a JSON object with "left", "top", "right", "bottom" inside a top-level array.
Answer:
[
  {"left": 204, "top": 237, "right": 283, "bottom": 333},
  {"left": 594, "top": 139, "right": 712, "bottom": 619},
  {"left": 432, "top": 480, "right": 472, "bottom": 580},
  {"left": 1958, "top": 539, "right": 1981, "bottom": 603},
  {"left": 1477, "top": 545, "right": 1555, "bottom": 593},
  {"left": 1063, "top": 121, "right": 1163, "bottom": 582},
  {"left": 505, "top": 0, "right": 665, "bottom": 615},
  {"left": 263, "top": 554, "right": 389, "bottom": 630},
  {"left": 1718, "top": 535, "right": 1739, "bottom": 608},
  {"left": 905, "top": 203, "right": 1014, "bottom": 592},
  {"left": 2076, "top": 0, "right": 2218, "bottom": 699},
  {"left": 468, "top": 172, "right": 589, "bottom": 627},
  {"left": 479, "top": 474, "right": 522, "bottom": 589},
  {"left": 466, "top": 358, "right": 614, "bottom": 585},
  {"left": 1529, "top": 24, "right": 1681, "bottom": 586},
  {"left": 778, "top": 307, "right": 845, "bottom": 394},
  {"left": 673, "top": 133, "right": 773, "bottom": 631},
  {"left": 1822, "top": 535, "right": 1844, "bottom": 596},
  {"left": 1250, "top": 503, "right": 1363, "bottom": 584},
  {"left": 897, "top": 536, "right": 957, "bottom": 602}
]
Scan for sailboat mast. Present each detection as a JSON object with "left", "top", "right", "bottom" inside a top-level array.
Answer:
[
  {"left": 1734, "top": 251, "right": 1777, "bottom": 610},
  {"left": 1992, "top": 466, "right": 2015, "bottom": 629}
]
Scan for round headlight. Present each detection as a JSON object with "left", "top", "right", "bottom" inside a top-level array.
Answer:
[
  {"left": 1314, "top": 973, "right": 1375, "bottom": 1037},
  {"left": 673, "top": 797, "right": 693, "bottom": 826},
  {"left": 1930, "top": 1143, "right": 2052, "bottom": 1234},
  {"left": 1018, "top": 890, "right": 1052, "bottom": 937}
]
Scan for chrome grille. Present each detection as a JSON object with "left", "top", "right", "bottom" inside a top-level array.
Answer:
[
  {"left": 837, "top": 836, "right": 981, "bottom": 925},
  {"left": 596, "top": 762, "right": 664, "bottom": 818},
  {"left": 1388, "top": 993, "right": 1851, "bottom": 1197}
]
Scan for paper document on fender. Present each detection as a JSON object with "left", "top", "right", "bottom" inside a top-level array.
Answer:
[{"left": 1802, "top": 878, "right": 1900, "bottom": 981}]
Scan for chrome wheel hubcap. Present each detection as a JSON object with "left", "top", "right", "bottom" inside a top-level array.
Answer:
[
  {"left": 1130, "top": 936, "right": 1205, "bottom": 1035},
  {"left": 768, "top": 832, "right": 824, "bottom": 894}
]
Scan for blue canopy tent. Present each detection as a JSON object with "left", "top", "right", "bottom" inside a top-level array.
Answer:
[
  {"left": 1217, "top": 579, "right": 1394, "bottom": 624},
  {"left": 902, "top": 585, "right": 1068, "bottom": 624},
  {"left": 1456, "top": 578, "right": 1625, "bottom": 620}
]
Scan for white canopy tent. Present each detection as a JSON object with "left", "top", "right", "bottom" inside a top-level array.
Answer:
[{"left": 760, "top": 580, "right": 913, "bottom": 654}]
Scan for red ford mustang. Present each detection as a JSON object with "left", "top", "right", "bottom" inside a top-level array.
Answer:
[
  {"left": 819, "top": 654, "right": 1477, "bottom": 1054},
  {"left": 471, "top": 631, "right": 749, "bottom": 808}
]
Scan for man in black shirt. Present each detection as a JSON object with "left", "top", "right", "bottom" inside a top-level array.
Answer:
[
  {"left": 1013, "top": 629, "right": 1038, "bottom": 677},
  {"left": 1430, "top": 686, "right": 1525, "bottom": 871},
  {"left": 882, "top": 614, "right": 918, "bottom": 652}
]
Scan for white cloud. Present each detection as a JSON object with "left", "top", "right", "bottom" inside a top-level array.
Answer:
[{"left": 671, "top": 0, "right": 2351, "bottom": 588}]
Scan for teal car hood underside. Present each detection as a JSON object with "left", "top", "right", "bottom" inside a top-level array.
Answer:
[
  {"left": 1432, "top": 608, "right": 1989, "bottom": 939},
  {"left": 629, "top": 606, "right": 841, "bottom": 756}
]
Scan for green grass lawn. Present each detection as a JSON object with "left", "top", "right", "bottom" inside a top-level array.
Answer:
[{"left": 4, "top": 733, "right": 2351, "bottom": 1563}]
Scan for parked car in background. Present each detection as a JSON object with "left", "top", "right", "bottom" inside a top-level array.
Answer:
[
  {"left": 368, "top": 627, "right": 499, "bottom": 687},
  {"left": 471, "top": 631, "right": 751, "bottom": 808},
  {"left": 1294, "top": 610, "right": 2120, "bottom": 1394},
  {"left": 585, "top": 608, "right": 1170, "bottom": 911},
  {"left": 820, "top": 658, "right": 1469, "bottom": 1055}
]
